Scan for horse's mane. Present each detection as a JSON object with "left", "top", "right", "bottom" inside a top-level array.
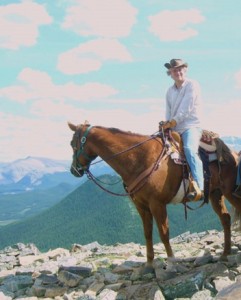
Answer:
[{"left": 95, "top": 126, "right": 146, "bottom": 138}]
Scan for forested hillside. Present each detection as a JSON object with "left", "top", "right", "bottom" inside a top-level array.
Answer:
[
  {"left": 0, "top": 174, "right": 224, "bottom": 251},
  {"left": 0, "top": 183, "right": 77, "bottom": 226}
]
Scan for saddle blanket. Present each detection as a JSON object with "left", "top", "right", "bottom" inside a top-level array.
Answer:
[{"left": 170, "top": 179, "right": 189, "bottom": 204}]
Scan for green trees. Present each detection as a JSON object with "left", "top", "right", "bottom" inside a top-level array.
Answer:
[{"left": 0, "top": 174, "right": 223, "bottom": 252}]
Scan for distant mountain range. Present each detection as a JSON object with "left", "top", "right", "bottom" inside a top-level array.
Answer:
[
  {"left": 0, "top": 156, "right": 115, "bottom": 226},
  {"left": 0, "top": 156, "right": 114, "bottom": 194},
  {"left": 0, "top": 136, "right": 240, "bottom": 193}
]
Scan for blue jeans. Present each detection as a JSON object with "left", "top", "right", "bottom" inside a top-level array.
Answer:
[
  {"left": 236, "top": 160, "right": 241, "bottom": 185},
  {"left": 181, "top": 127, "right": 204, "bottom": 190}
]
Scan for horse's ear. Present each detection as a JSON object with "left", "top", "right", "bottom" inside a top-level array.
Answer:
[
  {"left": 84, "top": 120, "right": 90, "bottom": 126},
  {"left": 68, "top": 122, "right": 77, "bottom": 132}
]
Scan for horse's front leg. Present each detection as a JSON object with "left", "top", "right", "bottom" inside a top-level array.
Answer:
[
  {"left": 135, "top": 204, "right": 155, "bottom": 272},
  {"left": 210, "top": 189, "right": 231, "bottom": 259},
  {"left": 151, "top": 202, "right": 174, "bottom": 258}
]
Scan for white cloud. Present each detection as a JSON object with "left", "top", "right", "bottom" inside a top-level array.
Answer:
[
  {"left": 62, "top": 0, "right": 137, "bottom": 38},
  {"left": 58, "top": 57, "right": 102, "bottom": 75},
  {"left": 0, "top": 1, "right": 52, "bottom": 49},
  {"left": 0, "top": 105, "right": 163, "bottom": 162},
  {"left": 148, "top": 9, "right": 205, "bottom": 41},
  {"left": 234, "top": 69, "right": 241, "bottom": 88},
  {"left": 203, "top": 100, "right": 241, "bottom": 137},
  {"left": 30, "top": 96, "right": 164, "bottom": 120},
  {"left": 90, "top": 109, "right": 163, "bottom": 134},
  {"left": 57, "top": 38, "right": 133, "bottom": 74},
  {"left": 2, "top": 96, "right": 240, "bottom": 163},
  {"left": 30, "top": 99, "right": 74, "bottom": 119},
  {"left": 0, "top": 68, "right": 118, "bottom": 104},
  {"left": 0, "top": 112, "right": 71, "bottom": 163}
]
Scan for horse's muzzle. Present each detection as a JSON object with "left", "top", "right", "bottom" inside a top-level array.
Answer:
[{"left": 70, "top": 165, "right": 84, "bottom": 177}]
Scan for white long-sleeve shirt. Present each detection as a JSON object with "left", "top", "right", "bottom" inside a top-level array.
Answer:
[{"left": 165, "top": 78, "right": 203, "bottom": 134}]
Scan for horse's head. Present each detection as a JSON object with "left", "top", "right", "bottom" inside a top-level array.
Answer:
[{"left": 68, "top": 121, "right": 97, "bottom": 177}]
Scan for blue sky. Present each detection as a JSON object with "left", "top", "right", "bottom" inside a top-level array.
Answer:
[{"left": 0, "top": 0, "right": 241, "bottom": 162}]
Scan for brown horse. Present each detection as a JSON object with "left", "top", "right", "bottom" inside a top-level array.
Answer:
[{"left": 68, "top": 122, "right": 240, "bottom": 271}]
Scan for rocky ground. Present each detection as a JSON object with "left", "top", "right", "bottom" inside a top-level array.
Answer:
[{"left": 1, "top": 230, "right": 241, "bottom": 299}]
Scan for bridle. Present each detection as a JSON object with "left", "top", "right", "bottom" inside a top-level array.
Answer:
[{"left": 70, "top": 125, "right": 97, "bottom": 176}]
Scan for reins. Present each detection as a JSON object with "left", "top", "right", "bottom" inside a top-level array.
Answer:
[
  {"left": 85, "top": 138, "right": 166, "bottom": 197},
  {"left": 89, "top": 132, "right": 160, "bottom": 167},
  {"left": 85, "top": 142, "right": 165, "bottom": 196},
  {"left": 72, "top": 128, "right": 166, "bottom": 197},
  {"left": 84, "top": 170, "right": 131, "bottom": 196}
]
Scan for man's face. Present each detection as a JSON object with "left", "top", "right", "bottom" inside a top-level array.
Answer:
[{"left": 169, "top": 66, "right": 187, "bottom": 82}]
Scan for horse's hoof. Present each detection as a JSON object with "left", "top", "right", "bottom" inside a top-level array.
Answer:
[
  {"left": 219, "top": 255, "right": 228, "bottom": 262},
  {"left": 142, "top": 265, "right": 155, "bottom": 275}
]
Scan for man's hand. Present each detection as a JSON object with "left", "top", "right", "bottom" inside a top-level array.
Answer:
[{"left": 159, "top": 119, "right": 177, "bottom": 131}]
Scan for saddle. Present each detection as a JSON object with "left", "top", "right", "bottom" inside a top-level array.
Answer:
[
  {"left": 166, "top": 129, "right": 219, "bottom": 155},
  {"left": 163, "top": 129, "right": 223, "bottom": 204},
  {"left": 169, "top": 129, "right": 232, "bottom": 164}
]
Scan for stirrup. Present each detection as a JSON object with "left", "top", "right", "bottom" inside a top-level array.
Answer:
[{"left": 187, "top": 181, "right": 203, "bottom": 201}]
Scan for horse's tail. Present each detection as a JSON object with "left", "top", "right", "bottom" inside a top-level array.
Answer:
[
  {"left": 214, "top": 138, "right": 240, "bottom": 230},
  {"left": 214, "top": 138, "right": 236, "bottom": 164}
]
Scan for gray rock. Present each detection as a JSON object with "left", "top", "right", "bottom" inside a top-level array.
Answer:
[
  {"left": 44, "top": 284, "right": 68, "bottom": 298},
  {"left": 59, "top": 265, "right": 92, "bottom": 278},
  {"left": 216, "top": 281, "right": 241, "bottom": 299},
  {"left": 96, "top": 288, "right": 117, "bottom": 299},
  {"left": 1, "top": 230, "right": 241, "bottom": 299},
  {"left": 2, "top": 274, "right": 33, "bottom": 293},
  {"left": 159, "top": 270, "right": 205, "bottom": 299},
  {"left": 194, "top": 254, "right": 213, "bottom": 266},
  {"left": 58, "top": 270, "right": 82, "bottom": 287},
  {"left": 191, "top": 288, "right": 213, "bottom": 299},
  {"left": 212, "top": 276, "right": 235, "bottom": 293}
]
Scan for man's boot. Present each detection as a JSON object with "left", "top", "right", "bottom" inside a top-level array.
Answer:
[
  {"left": 233, "top": 185, "right": 241, "bottom": 199},
  {"left": 187, "top": 181, "right": 204, "bottom": 201}
]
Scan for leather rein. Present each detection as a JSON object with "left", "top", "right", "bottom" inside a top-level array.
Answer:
[{"left": 71, "top": 126, "right": 167, "bottom": 197}]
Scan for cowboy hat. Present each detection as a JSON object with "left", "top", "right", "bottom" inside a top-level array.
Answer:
[{"left": 164, "top": 59, "right": 188, "bottom": 69}]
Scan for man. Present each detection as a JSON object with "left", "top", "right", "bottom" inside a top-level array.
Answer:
[
  {"left": 233, "top": 151, "right": 241, "bottom": 198},
  {"left": 160, "top": 58, "right": 204, "bottom": 201}
]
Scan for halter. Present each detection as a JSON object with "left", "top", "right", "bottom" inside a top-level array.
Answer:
[{"left": 71, "top": 125, "right": 96, "bottom": 173}]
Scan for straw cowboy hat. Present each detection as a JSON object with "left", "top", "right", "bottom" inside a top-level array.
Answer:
[{"left": 164, "top": 59, "right": 188, "bottom": 69}]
